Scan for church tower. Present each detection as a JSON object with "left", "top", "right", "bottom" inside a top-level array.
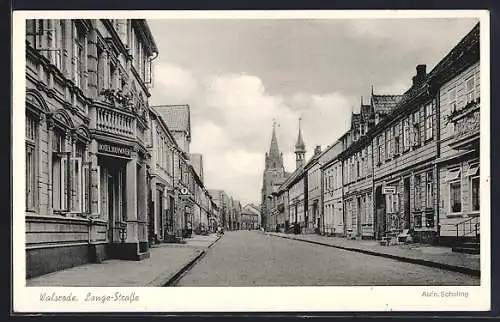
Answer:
[
  {"left": 294, "top": 117, "right": 306, "bottom": 169},
  {"left": 261, "top": 120, "right": 285, "bottom": 230},
  {"left": 265, "top": 120, "right": 284, "bottom": 171}
]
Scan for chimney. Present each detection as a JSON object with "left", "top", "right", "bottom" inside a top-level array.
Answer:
[
  {"left": 414, "top": 64, "right": 427, "bottom": 85},
  {"left": 314, "top": 145, "right": 322, "bottom": 156}
]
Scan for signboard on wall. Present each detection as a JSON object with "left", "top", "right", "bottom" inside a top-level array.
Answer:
[
  {"left": 97, "top": 142, "right": 132, "bottom": 158},
  {"left": 383, "top": 186, "right": 396, "bottom": 194}
]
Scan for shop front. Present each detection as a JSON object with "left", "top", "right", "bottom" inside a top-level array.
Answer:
[{"left": 92, "top": 139, "right": 150, "bottom": 261}]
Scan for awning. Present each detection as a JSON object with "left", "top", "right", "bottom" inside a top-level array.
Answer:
[
  {"left": 467, "top": 163, "right": 479, "bottom": 176},
  {"left": 446, "top": 169, "right": 461, "bottom": 182}
]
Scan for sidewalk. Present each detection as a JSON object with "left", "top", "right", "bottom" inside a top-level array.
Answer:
[
  {"left": 266, "top": 232, "right": 480, "bottom": 277},
  {"left": 27, "top": 234, "right": 221, "bottom": 287}
]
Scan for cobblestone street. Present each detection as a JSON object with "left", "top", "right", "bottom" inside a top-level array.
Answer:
[{"left": 175, "top": 231, "right": 480, "bottom": 286}]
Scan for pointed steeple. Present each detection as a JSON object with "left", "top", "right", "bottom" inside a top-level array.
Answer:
[
  {"left": 266, "top": 119, "right": 283, "bottom": 170},
  {"left": 295, "top": 117, "right": 306, "bottom": 169},
  {"left": 295, "top": 118, "right": 305, "bottom": 152},
  {"left": 269, "top": 119, "right": 280, "bottom": 157}
]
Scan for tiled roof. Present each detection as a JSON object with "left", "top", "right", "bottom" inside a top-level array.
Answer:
[
  {"left": 372, "top": 94, "right": 403, "bottom": 115},
  {"left": 152, "top": 105, "right": 191, "bottom": 135}
]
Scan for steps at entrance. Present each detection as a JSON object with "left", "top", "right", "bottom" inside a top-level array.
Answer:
[{"left": 452, "top": 241, "right": 480, "bottom": 255}]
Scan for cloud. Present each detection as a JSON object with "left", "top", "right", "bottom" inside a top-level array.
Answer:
[
  {"left": 151, "top": 63, "right": 198, "bottom": 105},
  {"left": 151, "top": 68, "right": 353, "bottom": 204}
]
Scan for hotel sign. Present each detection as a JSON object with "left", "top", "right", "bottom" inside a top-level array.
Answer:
[
  {"left": 383, "top": 186, "right": 396, "bottom": 195},
  {"left": 98, "top": 142, "right": 132, "bottom": 158}
]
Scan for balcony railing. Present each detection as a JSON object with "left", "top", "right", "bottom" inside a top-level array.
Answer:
[
  {"left": 91, "top": 103, "right": 135, "bottom": 139},
  {"left": 447, "top": 99, "right": 480, "bottom": 150}
]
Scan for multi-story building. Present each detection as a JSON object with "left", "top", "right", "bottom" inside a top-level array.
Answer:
[
  {"left": 25, "top": 19, "right": 158, "bottom": 277},
  {"left": 305, "top": 146, "right": 323, "bottom": 233},
  {"left": 208, "top": 189, "right": 230, "bottom": 230},
  {"left": 319, "top": 141, "right": 344, "bottom": 236},
  {"left": 147, "top": 108, "right": 177, "bottom": 243},
  {"left": 430, "top": 23, "right": 480, "bottom": 247},
  {"left": 241, "top": 204, "right": 261, "bottom": 230},
  {"left": 370, "top": 66, "right": 439, "bottom": 242},
  {"left": 152, "top": 104, "right": 194, "bottom": 236}
]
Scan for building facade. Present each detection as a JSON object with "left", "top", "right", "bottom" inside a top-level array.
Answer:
[
  {"left": 25, "top": 19, "right": 158, "bottom": 277},
  {"left": 431, "top": 24, "right": 480, "bottom": 246},
  {"left": 319, "top": 141, "right": 344, "bottom": 236},
  {"left": 305, "top": 146, "right": 322, "bottom": 233},
  {"left": 147, "top": 108, "right": 177, "bottom": 243}
]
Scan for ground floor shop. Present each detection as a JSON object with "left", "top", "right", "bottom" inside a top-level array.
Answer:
[{"left": 374, "top": 164, "right": 438, "bottom": 243}]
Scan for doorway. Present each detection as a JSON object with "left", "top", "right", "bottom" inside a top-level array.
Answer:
[
  {"left": 107, "top": 174, "right": 114, "bottom": 243},
  {"left": 375, "top": 186, "right": 386, "bottom": 240},
  {"left": 404, "top": 177, "right": 411, "bottom": 229}
]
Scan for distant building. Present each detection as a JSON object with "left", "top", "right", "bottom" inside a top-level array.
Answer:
[{"left": 241, "top": 204, "right": 261, "bottom": 230}]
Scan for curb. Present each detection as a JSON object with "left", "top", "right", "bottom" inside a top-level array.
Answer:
[
  {"left": 159, "top": 234, "right": 223, "bottom": 287},
  {"left": 267, "top": 233, "right": 480, "bottom": 277}
]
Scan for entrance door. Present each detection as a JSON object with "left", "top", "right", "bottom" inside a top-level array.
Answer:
[
  {"left": 375, "top": 186, "right": 386, "bottom": 240},
  {"left": 404, "top": 177, "right": 411, "bottom": 230},
  {"left": 107, "top": 174, "right": 114, "bottom": 243},
  {"left": 157, "top": 189, "right": 163, "bottom": 239}
]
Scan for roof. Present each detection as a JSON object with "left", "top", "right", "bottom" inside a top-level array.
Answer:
[
  {"left": 152, "top": 105, "right": 191, "bottom": 137},
  {"left": 189, "top": 153, "right": 203, "bottom": 181},
  {"left": 371, "top": 94, "right": 403, "bottom": 115}
]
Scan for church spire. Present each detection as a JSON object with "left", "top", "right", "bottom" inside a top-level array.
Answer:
[
  {"left": 269, "top": 119, "right": 280, "bottom": 157},
  {"left": 266, "top": 119, "right": 283, "bottom": 170},
  {"left": 295, "top": 117, "right": 306, "bottom": 169}
]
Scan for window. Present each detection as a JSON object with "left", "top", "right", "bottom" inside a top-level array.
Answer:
[
  {"left": 449, "top": 88, "right": 457, "bottom": 112},
  {"left": 403, "top": 118, "right": 410, "bottom": 151},
  {"left": 385, "top": 129, "right": 392, "bottom": 160},
  {"left": 52, "top": 130, "right": 68, "bottom": 211},
  {"left": 414, "top": 174, "right": 421, "bottom": 211},
  {"left": 414, "top": 214, "right": 422, "bottom": 228},
  {"left": 54, "top": 20, "right": 65, "bottom": 70},
  {"left": 447, "top": 168, "right": 461, "bottom": 213},
  {"left": 394, "top": 128, "right": 400, "bottom": 155},
  {"left": 109, "top": 63, "right": 116, "bottom": 90},
  {"left": 426, "top": 171, "right": 433, "bottom": 209},
  {"left": 466, "top": 76, "right": 475, "bottom": 104},
  {"left": 26, "top": 115, "right": 37, "bottom": 210},
  {"left": 377, "top": 135, "right": 383, "bottom": 165},
  {"left": 387, "top": 193, "right": 398, "bottom": 213},
  {"left": 425, "top": 102, "right": 433, "bottom": 140},
  {"left": 468, "top": 163, "right": 480, "bottom": 212},
  {"left": 412, "top": 112, "right": 421, "bottom": 147},
  {"left": 73, "top": 24, "right": 85, "bottom": 88}
]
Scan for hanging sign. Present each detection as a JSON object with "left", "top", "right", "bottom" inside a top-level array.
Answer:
[{"left": 383, "top": 186, "right": 396, "bottom": 194}]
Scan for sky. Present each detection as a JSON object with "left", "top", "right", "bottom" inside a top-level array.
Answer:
[{"left": 147, "top": 17, "right": 479, "bottom": 205}]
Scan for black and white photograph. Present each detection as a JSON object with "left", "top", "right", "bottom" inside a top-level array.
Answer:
[{"left": 12, "top": 10, "right": 490, "bottom": 312}]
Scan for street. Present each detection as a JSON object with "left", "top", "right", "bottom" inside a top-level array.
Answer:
[{"left": 175, "top": 231, "right": 479, "bottom": 286}]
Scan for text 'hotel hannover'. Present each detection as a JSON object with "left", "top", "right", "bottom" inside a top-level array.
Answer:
[{"left": 24, "top": 19, "right": 260, "bottom": 278}]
